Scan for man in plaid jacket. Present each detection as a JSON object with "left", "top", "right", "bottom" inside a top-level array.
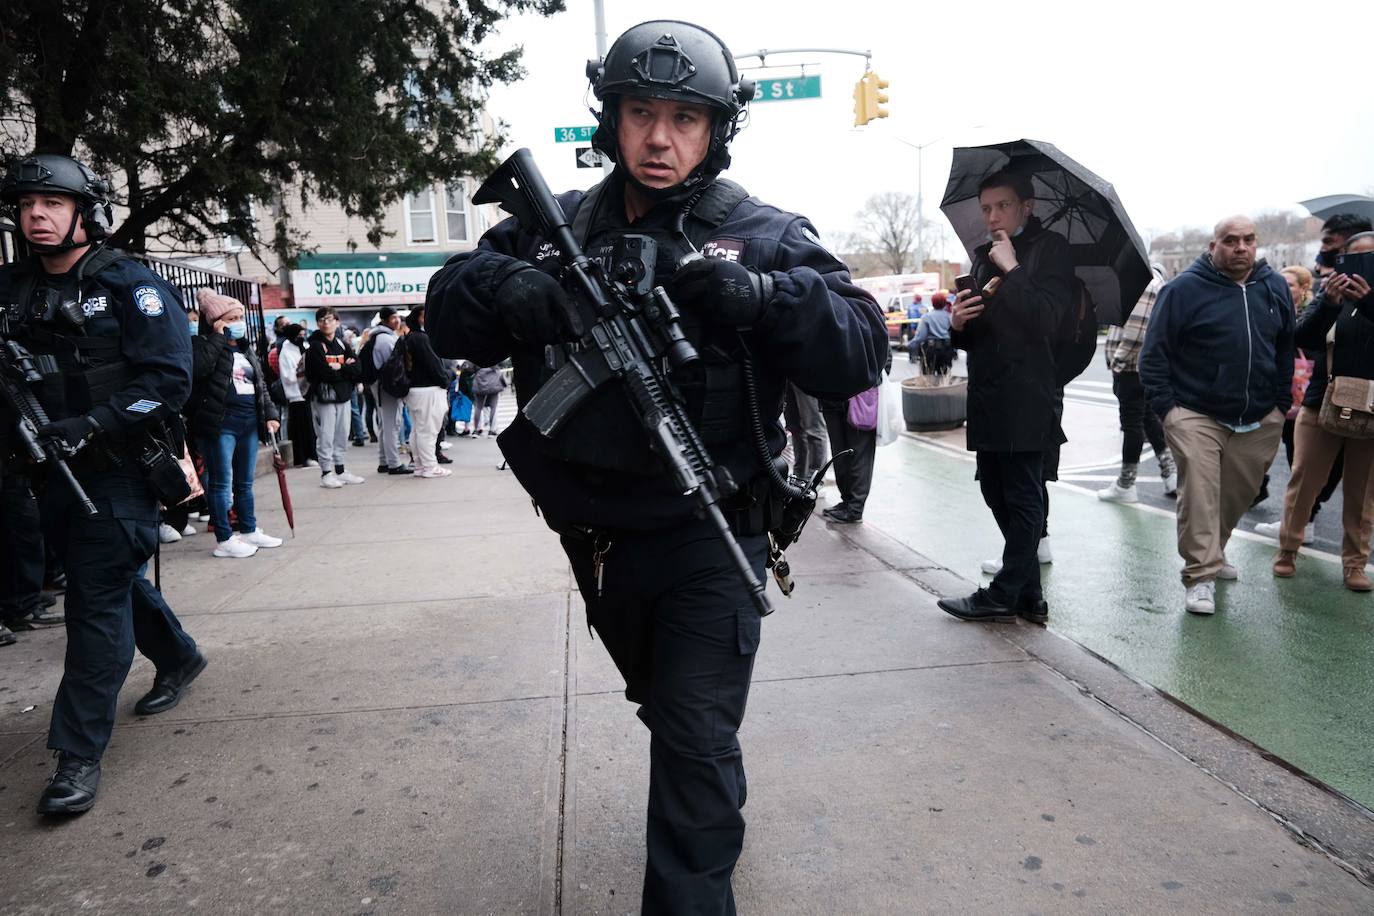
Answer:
[{"left": 1099, "top": 264, "right": 1177, "bottom": 502}]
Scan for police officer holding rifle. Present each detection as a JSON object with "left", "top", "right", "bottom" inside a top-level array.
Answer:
[
  {"left": 426, "top": 20, "right": 887, "bottom": 913},
  {"left": 0, "top": 154, "right": 205, "bottom": 816}
]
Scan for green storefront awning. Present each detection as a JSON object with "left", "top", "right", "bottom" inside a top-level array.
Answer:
[{"left": 297, "top": 251, "right": 452, "bottom": 269}]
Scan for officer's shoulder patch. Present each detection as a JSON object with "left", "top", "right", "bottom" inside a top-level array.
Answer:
[
  {"left": 799, "top": 226, "right": 838, "bottom": 259},
  {"left": 702, "top": 238, "right": 745, "bottom": 263},
  {"left": 133, "top": 285, "right": 165, "bottom": 317}
]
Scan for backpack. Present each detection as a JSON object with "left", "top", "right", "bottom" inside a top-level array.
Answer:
[
  {"left": 266, "top": 338, "right": 283, "bottom": 381},
  {"left": 357, "top": 333, "right": 381, "bottom": 386},
  {"left": 379, "top": 335, "right": 411, "bottom": 398},
  {"left": 1053, "top": 279, "right": 1099, "bottom": 387}
]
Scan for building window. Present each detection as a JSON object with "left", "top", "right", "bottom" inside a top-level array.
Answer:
[
  {"left": 404, "top": 189, "right": 437, "bottom": 244},
  {"left": 445, "top": 181, "right": 469, "bottom": 243}
]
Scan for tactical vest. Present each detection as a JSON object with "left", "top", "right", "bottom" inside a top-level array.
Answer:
[
  {"left": 533, "top": 177, "right": 752, "bottom": 476},
  {"left": 6, "top": 246, "right": 136, "bottom": 422}
]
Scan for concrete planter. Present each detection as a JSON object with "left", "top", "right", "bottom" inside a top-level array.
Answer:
[{"left": 901, "top": 376, "right": 967, "bottom": 431}]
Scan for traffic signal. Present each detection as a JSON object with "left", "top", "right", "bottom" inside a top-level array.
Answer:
[
  {"left": 853, "top": 77, "right": 869, "bottom": 126},
  {"left": 861, "top": 71, "right": 890, "bottom": 124}
]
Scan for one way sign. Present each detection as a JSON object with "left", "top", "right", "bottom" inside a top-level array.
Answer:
[{"left": 575, "top": 146, "right": 606, "bottom": 169}]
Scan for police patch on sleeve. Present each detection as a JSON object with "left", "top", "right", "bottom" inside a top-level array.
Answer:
[{"left": 133, "top": 286, "right": 165, "bottom": 317}]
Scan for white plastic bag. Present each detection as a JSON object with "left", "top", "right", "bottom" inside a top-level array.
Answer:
[{"left": 876, "top": 376, "right": 902, "bottom": 446}]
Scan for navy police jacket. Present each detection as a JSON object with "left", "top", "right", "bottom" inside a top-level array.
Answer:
[
  {"left": 0, "top": 250, "right": 192, "bottom": 447},
  {"left": 426, "top": 171, "right": 887, "bottom": 530},
  {"left": 1139, "top": 254, "right": 1294, "bottom": 426}
]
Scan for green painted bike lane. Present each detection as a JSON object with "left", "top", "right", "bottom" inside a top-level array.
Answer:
[{"left": 857, "top": 435, "right": 1374, "bottom": 810}]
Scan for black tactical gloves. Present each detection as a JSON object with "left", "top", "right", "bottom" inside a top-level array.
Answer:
[
  {"left": 668, "top": 257, "right": 773, "bottom": 329},
  {"left": 493, "top": 265, "right": 582, "bottom": 345},
  {"left": 37, "top": 415, "right": 99, "bottom": 451}
]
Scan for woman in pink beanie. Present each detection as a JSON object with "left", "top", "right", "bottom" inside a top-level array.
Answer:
[{"left": 185, "top": 289, "right": 284, "bottom": 557}]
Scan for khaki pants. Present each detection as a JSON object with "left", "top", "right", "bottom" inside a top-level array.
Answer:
[
  {"left": 1280, "top": 407, "right": 1374, "bottom": 568},
  {"left": 1163, "top": 406, "right": 1284, "bottom": 585}
]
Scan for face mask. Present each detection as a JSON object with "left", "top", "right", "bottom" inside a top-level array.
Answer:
[
  {"left": 224, "top": 320, "right": 247, "bottom": 340},
  {"left": 189, "top": 323, "right": 197, "bottom": 336}
]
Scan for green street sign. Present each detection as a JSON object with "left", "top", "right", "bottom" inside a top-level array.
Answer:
[
  {"left": 554, "top": 125, "right": 597, "bottom": 143},
  {"left": 753, "top": 75, "right": 821, "bottom": 103}
]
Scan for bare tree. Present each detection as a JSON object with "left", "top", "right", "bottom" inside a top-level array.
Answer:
[{"left": 854, "top": 192, "right": 920, "bottom": 274}]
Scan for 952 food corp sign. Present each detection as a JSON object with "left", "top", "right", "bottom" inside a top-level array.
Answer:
[{"left": 291, "top": 265, "right": 438, "bottom": 306}]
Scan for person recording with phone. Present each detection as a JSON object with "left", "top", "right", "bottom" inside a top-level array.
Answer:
[
  {"left": 937, "top": 170, "right": 1074, "bottom": 626},
  {"left": 1271, "top": 232, "right": 1374, "bottom": 590}
]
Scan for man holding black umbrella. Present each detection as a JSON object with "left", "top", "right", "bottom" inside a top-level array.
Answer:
[{"left": 937, "top": 170, "right": 1075, "bottom": 624}]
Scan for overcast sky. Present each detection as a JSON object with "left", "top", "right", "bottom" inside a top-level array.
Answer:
[{"left": 483, "top": 0, "right": 1374, "bottom": 255}]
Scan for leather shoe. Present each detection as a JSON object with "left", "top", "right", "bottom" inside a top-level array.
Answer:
[
  {"left": 134, "top": 651, "right": 207, "bottom": 716},
  {"left": 1017, "top": 596, "right": 1049, "bottom": 625},
  {"left": 436, "top": 453, "right": 453, "bottom": 465},
  {"left": 377, "top": 463, "right": 389, "bottom": 473},
  {"left": 37, "top": 753, "right": 101, "bottom": 815},
  {"left": 937, "top": 588, "right": 1016, "bottom": 622},
  {"left": 388, "top": 464, "right": 415, "bottom": 475}
]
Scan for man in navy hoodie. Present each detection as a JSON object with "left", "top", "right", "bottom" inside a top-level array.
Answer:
[{"left": 1140, "top": 215, "right": 1294, "bottom": 615}]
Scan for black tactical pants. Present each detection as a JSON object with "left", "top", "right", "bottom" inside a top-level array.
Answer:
[
  {"left": 563, "top": 520, "right": 768, "bottom": 916},
  {"left": 40, "top": 469, "right": 199, "bottom": 760},
  {"left": 976, "top": 450, "right": 1046, "bottom": 605},
  {"left": 0, "top": 472, "right": 46, "bottom": 620}
]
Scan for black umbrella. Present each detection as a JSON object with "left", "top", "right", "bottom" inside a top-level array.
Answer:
[
  {"left": 1300, "top": 194, "right": 1374, "bottom": 226},
  {"left": 940, "top": 139, "right": 1151, "bottom": 325}
]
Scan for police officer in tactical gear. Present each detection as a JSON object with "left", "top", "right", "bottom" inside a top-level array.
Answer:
[
  {"left": 428, "top": 21, "right": 887, "bottom": 912},
  {"left": 0, "top": 153, "right": 205, "bottom": 815}
]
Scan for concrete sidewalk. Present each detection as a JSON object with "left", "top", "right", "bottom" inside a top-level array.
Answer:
[{"left": 1, "top": 435, "right": 1371, "bottom": 914}]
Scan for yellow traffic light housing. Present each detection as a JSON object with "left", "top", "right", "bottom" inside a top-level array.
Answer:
[
  {"left": 853, "top": 78, "right": 869, "bottom": 126},
  {"left": 862, "top": 71, "right": 890, "bottom": 123}
]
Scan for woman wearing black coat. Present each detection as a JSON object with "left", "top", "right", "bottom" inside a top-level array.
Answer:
[{"left": 189, "top": 289, "right": 284, "bottom": 559}]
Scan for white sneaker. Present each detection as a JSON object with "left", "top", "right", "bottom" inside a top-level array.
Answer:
[
  {"left": 439, "top": 440, "right": 454, "bottom": 451},
  {"left": 195, "top": 512, "right": 210, "bottom": 522},
  {"left": 180, "top": 523, "right": 197, "bottom": 536},
  {"left": 1254, "top": 520, "right": 1314, "bottom": 546},
  {"left": 417, "top": 467, "right": 453, "bottom": 479},
  {"left": 1162, "top": 471, "right": 1178, "bottom": 496},
  {"left": 212, "top": 534, "right": 259, "bottom": 559},
  {"left": 981, "top": 537, "right": 1052, "bottom": 576},
  {"left": 320, "top": 471, "right": 344, "bottom": 489},
  {"left": 241, "top": 529, "right": 283, "bottom": 549},
  {"left": 158, "top": 523, "right": 182, "bottom": 544},
  {"left": 1097, "top": 481, "right": 1139, "bottom": 503},
  {"left": 304, "top": 459, "right": 320, "bottom": 468},
  {"left": 1218, "top": 555, "right": 1238, "bottom": 580},
  {"left": 336, "top": 471, "right": 366, "bottom": 485},
  {"left": 1185, "top": 580, "right": 1216, "bottom": 615}
]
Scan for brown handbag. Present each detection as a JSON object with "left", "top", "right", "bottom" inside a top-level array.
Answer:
[{"left": 1319, "top": 374, "right": 1374, "bottom": 439}]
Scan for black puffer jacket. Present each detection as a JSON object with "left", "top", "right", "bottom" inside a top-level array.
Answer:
[{"left": 187, "top": 328, "right": 279, "bottom": 440}]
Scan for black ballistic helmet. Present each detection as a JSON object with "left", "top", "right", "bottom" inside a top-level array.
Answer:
[
  {"left": 1, "top": 153, "right": 114, "bottom": 252},
  {"left": 587, "top": 20, "right": 755, "bottom": 192}
]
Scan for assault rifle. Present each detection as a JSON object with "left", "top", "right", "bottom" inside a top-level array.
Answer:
[
  {"left": 473, "top": 148, "right": 772, "bottom": 616},
  {"left": 0, "top": 339, "right": 98, "bottom": 516}
]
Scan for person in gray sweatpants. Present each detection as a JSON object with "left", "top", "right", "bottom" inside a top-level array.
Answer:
[
  {"left": 369, "top": 308, "right": 410, "bottom": 474},
  {"left": 304, "top": 307, "right": 367, "bottom": 488}
]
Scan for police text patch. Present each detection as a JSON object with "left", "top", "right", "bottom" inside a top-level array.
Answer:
[
  {"left": 702, "top": 239, "right": 744, "bottom": 262},
  {"left": 134, "top": 286, "right": 164, "bottom": 317},
  {"left": 126, "top": 399, "right": 162, "bottom": 414}
]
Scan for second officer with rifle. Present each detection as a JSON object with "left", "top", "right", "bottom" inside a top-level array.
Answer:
[
  {"left": 426, "top": 20, "right": 887, "bottom": 913},
  {"left": 0, "top": 154, "right": 205, "bottom": 816}
]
